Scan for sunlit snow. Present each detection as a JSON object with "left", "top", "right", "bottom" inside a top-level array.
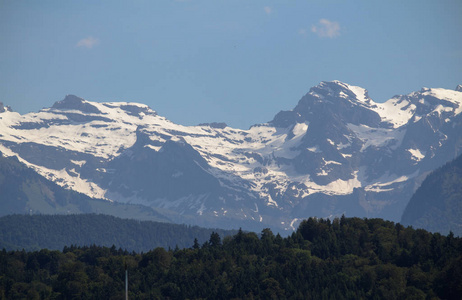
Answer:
[{"left": 1, "top": 83, "right": 461, "bottom": 216}]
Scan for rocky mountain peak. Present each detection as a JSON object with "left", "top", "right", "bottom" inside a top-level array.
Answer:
[
  {"left": 400, "top": 87, "right": 462, "bottom": 118},
  {"left": 456, "top": 84, "right": 462, "bottom": 92},
  {"left": 198, "top": 122, "right": 227, "bottom": 129},
  {"left": 52, "top": 95, "right": 101, "bottom": 114},
  {"left": 308, "top": 81, "right": 373, "bottom": 105},
  {"left": 0, "top": 102, "right": 13, "bottom": 113},
  {"left": 270, "top": 81, "right": 381, "bottom": 128},
  {"left": 119, "top": 104, "right": 157, "bottom": 117}
]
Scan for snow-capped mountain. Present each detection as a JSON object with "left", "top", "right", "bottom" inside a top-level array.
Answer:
[{"left": 1, "top": 81, "right": 461, "bottom": 231}]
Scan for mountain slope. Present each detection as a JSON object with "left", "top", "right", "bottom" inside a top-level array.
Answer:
[
  {"left": 1, "top": 81, "right": 461, "bottom": 231},
  {"left": 0, "top": 214, "right": 237, "bottom": 252},
  {"left": 401, "top": 154, "right": 462, "bottom": 236},
  {"left": 0, "top": 154, "right": 170, "bottom": 223}
]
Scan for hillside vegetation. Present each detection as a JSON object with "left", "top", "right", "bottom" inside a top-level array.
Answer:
[
  {"left": 0, "top": 214, "right": 237, "bottom": 252},
  {"left": 1, "top": 217, "right": 461, "bottom": 299}
]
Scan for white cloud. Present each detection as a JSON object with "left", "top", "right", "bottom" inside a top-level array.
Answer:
[
  {"left": 76, "top": 37, "right": 100, "bottom": 49},
  {"left": 298, "top": 28, "right": 307, "bottom": 36},
  {"left": 311, "top": 19, "right": 341, "bottom": 38},
  {"left": 264, "top": 6, "right": 272, "bottom": 15}
]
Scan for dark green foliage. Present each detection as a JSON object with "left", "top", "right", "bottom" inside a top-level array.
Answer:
[
  {"left": 401, "top": 154, "right": 462, "bottom": 236},
  {"left": 0, "top": 214, "right": 237, "bottom": 252},
  {"left": 1, "top": 217, "right": 462, "bottom": 299}
]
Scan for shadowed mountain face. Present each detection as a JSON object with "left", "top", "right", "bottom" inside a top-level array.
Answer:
[
  {"left": 0, "top": 154, "right": 170, "bottom": 223},
  {"left": 401, "top": 154, "right": 462, "bottom": 236},
  {"left": 1, "top": 81, "right": 461, "bottom": 231}
]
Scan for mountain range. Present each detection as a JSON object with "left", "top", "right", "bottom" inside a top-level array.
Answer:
[{"left": 1, "top": 81, "right": 461, "bottom": 231}]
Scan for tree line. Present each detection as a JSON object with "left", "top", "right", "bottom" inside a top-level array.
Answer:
[{"left": 1, "top": 216, "right": 461, "bottom": 299}]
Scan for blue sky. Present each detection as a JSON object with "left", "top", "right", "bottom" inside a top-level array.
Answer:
[{"left": 1, "top": 0, "right": 461, "bottom": 129}]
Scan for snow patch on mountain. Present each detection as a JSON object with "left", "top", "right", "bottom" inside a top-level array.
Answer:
[
  {"left": 426, "top": 88, "right": 462, "bottom": 114},
  {"left": 70, "top": 160, "right": 86, "bottom": 167},
  {"left": 373, "top": 98, "right": 416, "bottom": 128},
  {"left": 303, "top": 170, "right": 361, "bottom": 195},
  {"left": 347, "top": 84, "right": 370, "bottom": 103},
  {"left": 347, "top": 124, "right": 405, "bottom": 151},
  {"left": 364, "top": 170, "right": 419, "bottom": 193},
  {"left": 292, "top": 122, "right": 308, "bottom": 136},
  {"left": 408, "top": 149, "right": 426, "bottom": 162}
]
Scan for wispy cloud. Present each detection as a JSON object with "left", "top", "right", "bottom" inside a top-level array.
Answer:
[
  {"left": 264, "top": 6, "right": 272, "bottom": 15},
  {"left": 298, "top": 28, "right": 308, "bottom": 37},
  {"left": 311, "top": 19, "right": 341, "bottom": 38},
  {"left": 76, "top": 36, "right": 100, "bottom": 49}
]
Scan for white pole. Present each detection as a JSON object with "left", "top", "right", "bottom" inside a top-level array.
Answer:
[{"left": 125, "top": 262, "right": 128, "bottom": 300}]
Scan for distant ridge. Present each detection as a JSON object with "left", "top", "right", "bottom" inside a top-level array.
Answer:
[
  {"left": 401, "top": 154, "right": 462, "bottom": 236},
  {"left": 0, "top": 214, "right": 238, "bottom": 252}
]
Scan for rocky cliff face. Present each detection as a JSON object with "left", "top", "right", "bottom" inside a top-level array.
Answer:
[{"left": 1, "top": 81, "right": 461, "bottom": 231}]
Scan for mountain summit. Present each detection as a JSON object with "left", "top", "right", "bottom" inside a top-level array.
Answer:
[
  {"left": 1, "top": 81, "right": 461, "bottom": 231},
  {"left": 0, "top": 102, "right": 12, "bottom": 113},
  {"left": 51, "top": 94, "right": 101, "bottom": 113}
]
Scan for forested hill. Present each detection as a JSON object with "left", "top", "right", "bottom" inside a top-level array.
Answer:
[
  {"left": 1, "top": 217, "right": 461, "bottom": 299},
  {"left": 0, "top": 214, "right": 237, "bottom": 252},
  {"left": 401, "top": 154, "right": 462, "bottom": 236}
]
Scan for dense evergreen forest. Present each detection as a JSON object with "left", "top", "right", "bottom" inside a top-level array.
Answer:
[
  {"left": 1, "top": 217, "right": 461, "bottom": 299},
  {"left": 0, "top": 214, "right": 237, "bottom": 252}
]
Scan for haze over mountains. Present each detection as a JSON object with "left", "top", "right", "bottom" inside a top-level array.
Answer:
[
  {"left": 0, "top": 154, "right": 169, "bottom": 223},
  {"left": 401, "top": 153, "right": 462, "bottom": 236},
  {"left": 1, "top": 81, "right": 461, "bottom": 231}
]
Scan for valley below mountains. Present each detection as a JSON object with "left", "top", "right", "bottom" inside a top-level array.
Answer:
[{"left": 1, "top": 81, "right": 462, "bottom": 232}]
